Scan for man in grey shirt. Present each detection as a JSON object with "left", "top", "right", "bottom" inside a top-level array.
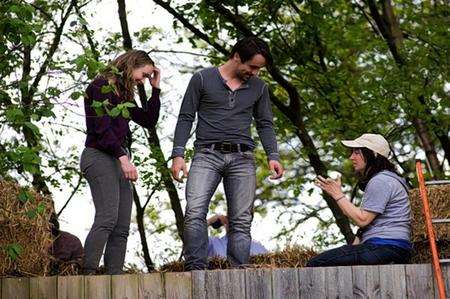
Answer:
[{"left": 171, "top": 37, "right": 284, "bottom": 270}]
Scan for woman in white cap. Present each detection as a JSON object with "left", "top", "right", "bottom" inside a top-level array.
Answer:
[{"left": 307, "top": 133, "right": 412, "bottom": 267}]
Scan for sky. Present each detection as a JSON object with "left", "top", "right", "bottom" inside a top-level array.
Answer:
[{"left": 44, "top": 0, "right": 337, "bottom": 269}]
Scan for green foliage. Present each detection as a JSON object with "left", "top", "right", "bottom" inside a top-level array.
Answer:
[
  {"left": 73, "top": 51, "right": 107, "bottom": 79},
  {"left": 18, "top": 188, "right": 33, "bottom": 203},
  {"left": 91, "top": 99, "right": 136, "bottom": 119},
  {"left": 167, "top": 0, "right": 449, "bottom": 247},
  {"left": 4, "top": 243, "right": 23, "bottom": 261}
]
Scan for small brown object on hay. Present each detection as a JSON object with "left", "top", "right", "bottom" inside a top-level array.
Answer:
[
  {"left": 409, "top": 184, "right": 450, "bottom": 242},
  {"left": 0, "top": 180, "right": 53, "bottom": 277},
  {"left": 159, "top": 245, "right": 316, "bottom": 272}
]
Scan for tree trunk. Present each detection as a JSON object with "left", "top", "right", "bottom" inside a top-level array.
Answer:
[
  {"left": 412, "top": 118, "right": 443, "bottom": 178},
  {"left": 365, "top": 0, "right": 447, "bottom": 176},
  {"left": 133, "top": 185, "right": 155, "bottom": 271}
]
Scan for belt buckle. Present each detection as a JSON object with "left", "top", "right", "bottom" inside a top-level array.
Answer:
[{"left": 220, "top": 142, "right": 232, "bottom": 153}]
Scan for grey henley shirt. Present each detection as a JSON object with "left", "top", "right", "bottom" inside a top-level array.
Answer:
[{"left": 171, "top": 67, "right": 279, "bottom": 161}]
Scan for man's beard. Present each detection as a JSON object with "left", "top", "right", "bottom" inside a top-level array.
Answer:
[{"left": 236, "top": 70, "right": 251, "bottom": 82}]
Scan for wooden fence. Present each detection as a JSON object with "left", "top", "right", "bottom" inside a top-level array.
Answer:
[{"left": 1, "top": 264, "right": 449, "bottom": 299}]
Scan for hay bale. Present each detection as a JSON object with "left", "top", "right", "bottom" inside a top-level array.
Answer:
[
  {"left": 159, "top": 260, "right": 185, "bottom": 272},
  {"left": 158, "top": 245, "right": 316, "bottom": 272},
  {"left": 248, "top": 246, "right": 316, "bottom": 268},
  {"left": 409, "top": 184, "right": 450, "bottom": 242},
  {"left": 411, "top": 240, "right": 450, "bottom": 264},
  {"left": 0, "top": 180, "right": 53, "bottom": 277}
]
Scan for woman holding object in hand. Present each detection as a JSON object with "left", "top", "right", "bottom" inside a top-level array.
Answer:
[{"left": 307, "top": 133, "right": 412, "bottom": 267}]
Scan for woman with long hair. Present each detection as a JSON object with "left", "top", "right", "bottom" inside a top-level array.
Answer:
[
  {"left": 308, "top": 133, "right": 412, "bottom": 266},
  {"left": 80, "top": 50, "right": 161, "bottom": 274}
]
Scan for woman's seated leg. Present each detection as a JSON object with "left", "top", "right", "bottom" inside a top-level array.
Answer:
[{"left": 307, "top": 243, "right": 411, "bottom": 267}]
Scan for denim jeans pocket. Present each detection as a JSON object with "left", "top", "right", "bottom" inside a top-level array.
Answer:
[{"left": 240, "top": 151, "right": 255, "bottom": 160}]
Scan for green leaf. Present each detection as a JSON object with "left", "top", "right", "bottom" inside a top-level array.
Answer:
[
  {"left": 26, "top": 209, "right": 37, "bottom": 219},
  {"left": 24, "top": 122, "right": 40, "bottom": 136},
  {"left": 101, "top": 85, "right": 114, "bottom": 94},
  {"left": 91, "top": 100, "right": 103, "bottom": 108},
  {"left": 36, "top": 202, "right": 46, "bottom": 214},
  {"left": 18, "top": 189, "right": 32, "bottom": 203},
  {"left": 93, "top": 107, "right": 105, "bottom": 117},
  {"left": 122, "top": 102, "right": 136, "bottom": 108},
  {"left": 109, "top": 107, "right": 120, "bottom": 118},
  {"left": 121, "top": 108, "right": 130, "bottom": 119},
  {"left": 5, "top": 243, "right": 23, "bottom": 261},
  {"left": 5, "top": 108, "right": 24, "bottom": 122},
  {"left": 70, "top": 91, "right": 83, "bottom": 100}
]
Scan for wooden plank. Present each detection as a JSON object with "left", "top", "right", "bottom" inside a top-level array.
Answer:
[
  {"left": 324, "top": 266, "right": 353, "bottom": 298},
  {"left": 1, "top": 277, "right": 30, "bottom": 299},
  {"left": 405, "top": 264, "right": 434, "bottom": 298},
  {"left": 111, "top": 275, "right": 138, "bottom": 299},
  {"left": 298, "top": 267, "right": 326, "bottom": 299},
  {"left": 84, "top": 275, "right": 111, "bottom": 299},
  {"left": 245, "top": 268, "right": 272, "bottom": 299},
  {"left": 30, "top": 276, "right": 57, "bottom": 299},
  {"left": 440, "top": 264, "right": 450, "bottom": 299},
  {"left": 352, "top": 265, "right": 381, "bottom": 299},
  {"left": 58, "top": 276, "right": 84, "bottom": 299},
  {"left": 205, "top": 270, "right": 220, "bottom": 299},
  {"left": 164, "top": 272, "right": 191, "bottom": 299},
  {"left": 379, "top": 264, "right": 407, "bottom": 299},
  {"left": 191, "top": 271, "right": 206, "bottom": 299},
  {"left": 272, "top": 268, "right": 299, "bottom": 299},
  {"left": 216, "top": 269, "right": 245, "bottom": 299},
  {"left": 138, "top": 273, "right": 164, "bottom": 299}
]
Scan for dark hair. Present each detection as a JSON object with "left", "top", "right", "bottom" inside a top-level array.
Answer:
[
  {"left": 358, "top": 147, "right": 399, "bottom": 191},
  {"left": 229, "top": 36, "right": 273, "bottom": 65}
]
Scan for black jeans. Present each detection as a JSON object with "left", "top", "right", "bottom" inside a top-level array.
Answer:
[{"left": 307, "top": 243, "right": 411, "bottom": 267}]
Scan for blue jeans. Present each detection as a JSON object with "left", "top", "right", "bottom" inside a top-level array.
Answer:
[
  {"left": 183, "top": 147, "right": 256, "bottom": 270},
  {"left": 307, "top": 242, "right": 412, "bottom": 267}
]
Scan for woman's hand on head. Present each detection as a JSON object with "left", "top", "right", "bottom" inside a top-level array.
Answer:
[
  {"left": 119, "top": 155, "right": 138, "bottom": 181},
  {"left": 149, "top": 67, "right": 161, "bottom": 89},
  {"left": 314, "top": 175, "right": 344, "bottom": 200}
]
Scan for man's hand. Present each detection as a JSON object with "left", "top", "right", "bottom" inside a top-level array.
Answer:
[
  {"left": 171, "top": 156, "right": 188, "bottom": 183},
  {"left": 119, "top": 155, "right": 138, "bottom": 181},
  {"left": 207, "top": 214, "right": 228, "bottom": 226},
  {"left": 269, "top": 160, "right": 284, "bottom": 179}
]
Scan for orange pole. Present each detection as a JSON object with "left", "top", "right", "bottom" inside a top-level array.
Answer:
[{"left": 416, "top": 160, "right": 446, "bottom": 299}]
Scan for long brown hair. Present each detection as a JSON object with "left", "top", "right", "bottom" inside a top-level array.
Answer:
[{"left": 100, "top": 50, "right": 154, "bottom": 101}]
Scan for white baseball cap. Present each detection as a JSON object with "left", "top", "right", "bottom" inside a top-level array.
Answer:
[{"left": 341, "top": 133, "right": 390, "bottom": 158}]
